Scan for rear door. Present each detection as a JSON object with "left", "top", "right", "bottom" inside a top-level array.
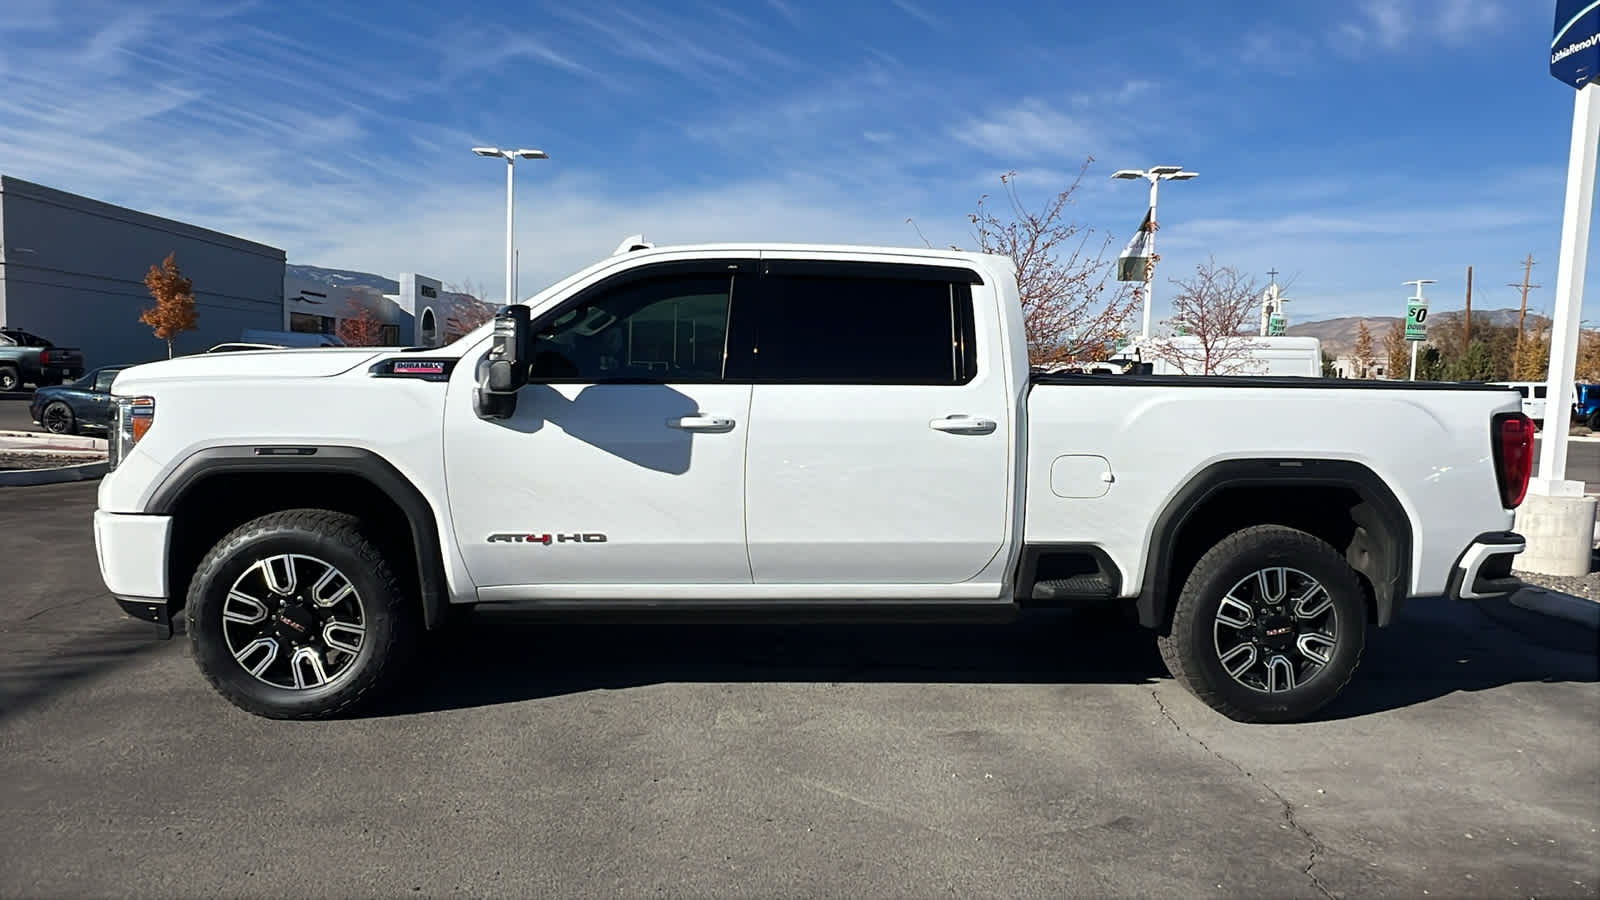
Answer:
[{"left": 733, "top": 258, "right": 1012, "bottom": 586}]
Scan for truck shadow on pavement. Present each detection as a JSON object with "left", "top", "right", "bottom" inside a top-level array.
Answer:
[{"left": 373, "top": 597, "right": 1599, "bottom": 722}]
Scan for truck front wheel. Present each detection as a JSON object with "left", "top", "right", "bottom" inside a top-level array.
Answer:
[
  {"left": 1157, "top": 525, "right": 1367, "bottom": 724},
  {"left": 185, "top": 509, "right": 418, "bottom": 719}
]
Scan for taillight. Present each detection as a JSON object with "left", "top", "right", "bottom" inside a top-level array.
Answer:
[
  {"left": 39, "top": 350, "right": 49, "bottom": 366},
  {"left": 1491, "top": 412, "right": 1535, "bottom": 508}
]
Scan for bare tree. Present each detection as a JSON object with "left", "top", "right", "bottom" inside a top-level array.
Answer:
[
  {"left": 953, "top": 160, "right": 1140, "bottom": 365},
  {"left": 1145, "top": 259, "right": 1265, "bottom": 375}
]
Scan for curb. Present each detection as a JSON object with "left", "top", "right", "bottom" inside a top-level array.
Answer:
[
  {"left": 0, "top": 460, "right": 107, "bottom": 487},
  {"left": 1509, "top": 586, "right": 1600, "bottom": 630},
  {"left": 0, "top": 430, "right": 107, "bottom": 450}
]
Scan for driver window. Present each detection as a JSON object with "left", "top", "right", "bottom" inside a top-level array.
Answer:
[
  {"left": 94, "top": 370, "right": 118, "bottom": 392},
  {"left": 530, "top": 273, "right": 732, "bottom": 381}
]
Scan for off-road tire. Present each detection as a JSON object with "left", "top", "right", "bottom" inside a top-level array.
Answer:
[
  {"left": 0, "top": 367, "right": 18, "bottom": 392},
  {"left": 186, "top": 509, "right": 418, "bottom": 719},
  {"left": 1156, "top": 524, "right": 1367, "bottom": 724}
]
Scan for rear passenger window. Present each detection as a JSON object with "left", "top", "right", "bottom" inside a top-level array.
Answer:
[
  {"left": 748, "top": 274, "right": 975, "bottom": 384},
  {"left": 1534, "top": 385, "right": 1548, "bottom": 399}
]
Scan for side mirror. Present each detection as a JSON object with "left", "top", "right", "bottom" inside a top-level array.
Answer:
[{"left": 473, "top": 305, "right": 531, "bottom": 420}]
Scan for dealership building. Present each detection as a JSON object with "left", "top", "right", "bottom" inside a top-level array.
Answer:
[{"left": 0, "top": 175, "right": 491, "bottom": 375}]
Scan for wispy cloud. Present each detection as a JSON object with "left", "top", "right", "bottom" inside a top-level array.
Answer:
[
  {"left": 1335, "top": 0, "right": 1510, "bottom": 52},
  {"left": 888, "top": 0, "right": 946, "bottom": 31}
]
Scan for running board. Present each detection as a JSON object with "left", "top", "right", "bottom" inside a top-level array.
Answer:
[
  {"left": 1030, "top": 574, "right": 1116, "bottom": 602},
  {"left": 467, "top": 598, "right": 1022, "bottom": 625}
]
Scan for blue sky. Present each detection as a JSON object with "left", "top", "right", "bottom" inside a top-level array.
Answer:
[{"left": 0, "top": 0, "right": 1590, "bottom": 324}]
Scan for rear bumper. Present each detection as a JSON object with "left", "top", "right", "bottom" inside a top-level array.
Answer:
[
  {"left": 94, "top": 509, "right": 174, "bottom": 631},
  {"left": 1446, "top": 531, "right": 1526, "bottom": 601}
]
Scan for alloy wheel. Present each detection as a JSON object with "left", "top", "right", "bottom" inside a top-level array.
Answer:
[
  {"left": 1211, "top": 566, "right": 1339, "bottom": 694},
  {"left": 221, "top": 553, "right": 366, "bottom": 690}
]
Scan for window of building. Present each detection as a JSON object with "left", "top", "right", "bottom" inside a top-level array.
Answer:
[
  {"left": 420, "top": 308, "right": 436, "bottom": 339},
  {"left": 529, "top": 273, "right": 732, "bottom": 381},
  {"left": 743, "top": 273, "right": 974, "bottom": 384},
  {"left": 290, "top": 312, "right": 336, "bottom": 334}
]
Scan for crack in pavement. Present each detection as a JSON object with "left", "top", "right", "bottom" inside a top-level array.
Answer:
[{"left": 1150, "top": 687, "right": 1336, "bottom": 900}]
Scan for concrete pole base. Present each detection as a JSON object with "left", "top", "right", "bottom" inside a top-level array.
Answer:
[{"left": 1514, "top": 493, "right": 1599, "bottom": 577}]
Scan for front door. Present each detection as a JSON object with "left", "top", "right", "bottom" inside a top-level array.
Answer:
[
  {"left": 736, "top": 259, "right": 1013, "bottom": 586},
  {"left": 443, "top": 259, "right": 756, "bottom": 589}
]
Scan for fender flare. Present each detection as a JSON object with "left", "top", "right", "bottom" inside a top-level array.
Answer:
[
  {"left": 1137, "top": 458, "right": 1413, "bottom": 630},
  {"left": 144, "top": 445, "right": 451, "bottom": 630}
]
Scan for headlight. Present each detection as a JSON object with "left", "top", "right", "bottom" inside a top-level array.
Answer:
[{"left": 108, "top": 396, "right": 154, "bottom": 471}]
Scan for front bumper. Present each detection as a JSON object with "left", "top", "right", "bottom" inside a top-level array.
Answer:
[
  {"left": 93, "top": 509, "right": 174, "bottom": 633},
  {"left": 1446, "top": 531, "right": 1526, "bottom": 601}
]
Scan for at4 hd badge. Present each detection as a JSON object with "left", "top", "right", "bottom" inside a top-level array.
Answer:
[{"left": 488, "top": 532, "right": 608, "bottom": 544}]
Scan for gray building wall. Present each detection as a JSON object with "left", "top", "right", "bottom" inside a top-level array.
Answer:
[{"left": 0, "top": 175, "right": 286, "bottom": 368}]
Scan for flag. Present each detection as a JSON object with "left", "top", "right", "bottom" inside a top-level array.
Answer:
[{"left": 1116, "top": 208, "right": 1156, "bottom": 281}]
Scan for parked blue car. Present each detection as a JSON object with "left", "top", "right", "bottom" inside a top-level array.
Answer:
[{"left": 28, "top": 365, "right": 126, "bottom": 435}]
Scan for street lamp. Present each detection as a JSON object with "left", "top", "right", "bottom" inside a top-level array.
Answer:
[
  {"left": 472, "top": 146, "right": 549, "bottom": 306},
  {"left": 1111, "top": 165, "right": 1198, "bottom": 339}
]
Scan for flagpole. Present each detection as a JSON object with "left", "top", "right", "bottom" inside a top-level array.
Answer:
[{"left": 1143, "top": 178, "right": 1158, "bottom": 339}]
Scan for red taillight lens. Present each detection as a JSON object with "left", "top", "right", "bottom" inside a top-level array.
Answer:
[
  {"left": 39, "top": 350, "right": 49, "bottom": 366},
  {"left": 1492, "top": 413, "right": 1535, "bottom": 508}
]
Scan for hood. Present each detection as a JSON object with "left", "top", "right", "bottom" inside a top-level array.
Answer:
[{"left": 111, "top": 347, "right": 391, "bottom": 390}]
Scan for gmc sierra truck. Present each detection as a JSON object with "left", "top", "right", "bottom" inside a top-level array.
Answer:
[{"left": 92, "top": 242, "right": 1535, "bottom": 723}]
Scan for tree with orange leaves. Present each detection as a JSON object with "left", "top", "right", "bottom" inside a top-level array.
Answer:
[
  {"left": 336, "top": 296, "right": 387, "bottom": 347},
  {"left": 140, "top": 252, "right": 198, "bottom": 358}
]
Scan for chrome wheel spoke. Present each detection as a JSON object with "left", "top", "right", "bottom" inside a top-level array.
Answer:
[
  {"left": 323, "top": 620, "right": 364, "bottom": 655},
  {"left": 1218, "top": 643, "right": 1258, "bottom": 679},
  {"left": 1297, "top": 632, "right": 1337, "bottom": 666},
  {"left": 235, "top": 637, "right": 279, "bottom": 677},
  {"left": 1216, "top": 595, "right": 1255, "bottom": 629},
  {"left": 1256, "top": 568, "right": 1289, "bottom": 605},
  {"left": 1265, "top": 654, "right": 1297, "bottom": 692},
  {"left": 290, "top": 646, "right": 330, "bottom": 689},
  {"left": 1293, "top": 585, "right": 1334, "bottom": 620},
  {"left": 310, "top": 566, "right": 355, "bottom": 608},
  {"left": 223, "top": 590, "right": 270, "bottom": 625},
  {"left": 261, "top": 554, "right": 298, "bottom": 596}
]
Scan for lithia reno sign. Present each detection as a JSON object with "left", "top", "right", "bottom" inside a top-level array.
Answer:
[{"left": 1552, "top": 0, "right": 1600, "bottom": 89}]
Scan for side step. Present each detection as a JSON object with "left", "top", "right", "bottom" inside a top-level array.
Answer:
[{"left": 1030, "top": 574, "right": 1116, "bottom": 602}]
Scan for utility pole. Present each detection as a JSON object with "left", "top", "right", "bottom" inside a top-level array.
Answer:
[
  {"left": 1464, "top": 265, "right": 1473, "bottom": 346},
  {"left": 1510, "top": 254, "right": 1541, "bottom": 377}
]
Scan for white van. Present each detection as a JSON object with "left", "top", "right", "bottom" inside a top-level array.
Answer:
[
  {"left": 1103, "top": 336, "right": 1324, "bottom": 378},
  {"left": 1489, "top": 381, "right": 1572, "bottom": 426}
]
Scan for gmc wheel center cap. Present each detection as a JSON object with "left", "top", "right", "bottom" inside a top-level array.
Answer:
[{"left": 273, "top": 603, "right": 319, "bottom": 643}]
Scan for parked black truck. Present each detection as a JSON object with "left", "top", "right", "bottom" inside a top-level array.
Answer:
[{"left": 0, "top": 328, "right": 85, "bottom": 391}]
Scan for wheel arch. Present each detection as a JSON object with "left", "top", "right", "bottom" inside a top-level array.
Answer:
[
  {"left": 1138, "top": 458, "right": 1413, "bottom": 632},
  {"left": 145, "top": 446, "right": 452, "bottom": 630}
]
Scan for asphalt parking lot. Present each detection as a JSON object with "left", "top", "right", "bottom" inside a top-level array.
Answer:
[{"left": 2, "top": 482, "right": 1597, "bottom": 898}]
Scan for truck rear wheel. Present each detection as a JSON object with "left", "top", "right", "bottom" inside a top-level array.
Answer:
[
  {"left": 185, "top": 509, "right": 418, "bottom": 719},
  {"left": 1157, "top": 524, "right": 1367, "bottom": 724}
]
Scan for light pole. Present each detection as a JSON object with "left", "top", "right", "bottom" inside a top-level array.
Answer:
[
  {"left": 472, "top": 146, "right": 548, "bottom": 306},
  {"left": 1112, "top": 165, "right": 1198, "bottom": 340},
  {"left": 1403, "top": 278, "right": 1435, "bottom": 381}
]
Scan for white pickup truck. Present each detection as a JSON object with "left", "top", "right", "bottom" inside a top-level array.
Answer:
[{"left": 93, "top": 242, "right": 1536, "bottom": 723}]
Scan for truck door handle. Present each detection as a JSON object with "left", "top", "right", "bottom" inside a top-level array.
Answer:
[
  {"left": 667, "top": 415, "right": 736, "bottom": 433},
  {"left": 929, "top": 415, "right": 997, "bottom": 435}
]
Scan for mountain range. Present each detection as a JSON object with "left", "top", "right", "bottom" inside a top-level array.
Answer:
[{"left": 1286, "top": 308, "right": 1550, "bottom": 357}]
